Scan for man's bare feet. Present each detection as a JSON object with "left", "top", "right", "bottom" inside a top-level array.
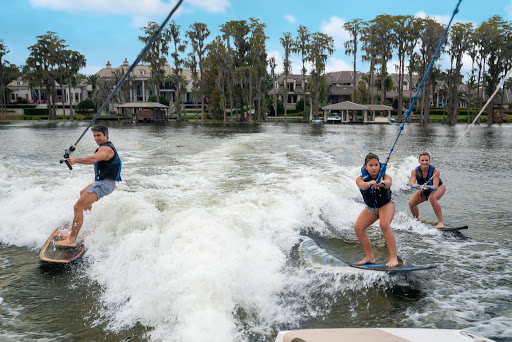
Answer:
[
  {"left": 357, "top": 256, "right": 376, "bottom": 265},
  {"left": 434, "top": 222, "right": 445, "bottom": 229},
  {"left": 386, "top": 257, "right": 399, "bottom": 268},
  {"left": 55, "top": 238, "right": 77, "bottom": 248}
]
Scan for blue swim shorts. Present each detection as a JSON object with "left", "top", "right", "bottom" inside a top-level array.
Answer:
[{"left": 86, "top": 180, "right": 116, "bottom": 200}]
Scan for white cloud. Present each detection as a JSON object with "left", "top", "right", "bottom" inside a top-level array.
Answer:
[
  {"left": 415, "top": 11, "right": 451, "bottom": 25},
  {"left": 414, "top": 10, "right": 473, "bottom": 26},
  {"left": 284, "top": 14, "right": 297, "bottom": 24},
  {"left": 320, "top": 16, "right": 350, "bottom": 49},
  {"left": 31, "top": 0, "right": 172, "bottom": 16},
  {"left": 30, "top": 0, "right": 230, "bottom": 16},
  {"left": 267, "top": 50, "right": 283, "bottom": 75},
  {"left": 387, "top": 60, "right": 400, "bottom": 74},
  {"left": 325, "top": 57, "right": 352, "bottom": 73},
  {"left": 186, "top": 0, "right": 230, "bottom": 13},
  {"left": 458, "top": 53, "right": 475, "bottom": 81}
]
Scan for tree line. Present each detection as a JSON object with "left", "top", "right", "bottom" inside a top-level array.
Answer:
[
  {"left": 343, "top": 14, "right": 512, "bottom": 124},
  {"left": 1, "top": 14, "right": 511, "bottom": 124}
]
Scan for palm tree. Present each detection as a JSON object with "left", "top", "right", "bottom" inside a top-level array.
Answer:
[
  {"left": 139, "top": 21, "right": 171, "bottom": 101},
  {"left": 361, "top": 22, "right": 378, "bottom": 104},
  {"left": 280, "top": 32, "right": 293, "bottom": 123},
  {"left": 186, "top": 22, "right": 210, "bottom": 122},
  {"left": 306, "top": 32, "right": 335, "bottom": 120},
  {"left": 268, "top": 56, "right": 278, "bottom": 117},
  {"left": 294, "top": 25, "right": 310, "bottom": 119},
  {"left": 343, "top": 18, "right": 364, "bottom": 102},
  {"left": 169, "top": 21, "right": 187, "bottom": 121},
  {"left": 26, "top": 31, "right": 67, "bottom": 120},
  {"left": 86, "top": 74, "right": 99, "bottom": 105},
  {"left": 478, "top": 16, "right": 508, "bottom": 125},
  {"left": 418, "top": 17, "right": 444, "bottom": 123},
  {"left": 370, "top": 15, "right": 394, "bottom": 106},
  {"left": 0, "top": 40, "right": 10, "bottom": 110},
  {"left": 67, "top": 50, "right": 86, "bottom": 120},
  {"left": 446, "top": 22, "right": 472, "bottom": 124},
  {"left": 249, "top": 18, "right": 268, "bottom": 122},
  {"left": 392, "top": 15, "right": 416, "bottom": 121}
]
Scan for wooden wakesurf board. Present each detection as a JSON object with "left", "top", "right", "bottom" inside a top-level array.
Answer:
[{"left": 39, "top": 226, "right": 86, "bottom": 263}]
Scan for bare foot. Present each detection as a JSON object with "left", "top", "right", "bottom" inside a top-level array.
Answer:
[
  {"left": 386, "top": 257, "right": 399, "bottom": 268},
  {"left": 55, "top": 238, "right": 77, "bottom": 248},
  {"left": 434, "top": 222, "right": 445, "bottom": 229},
  {"left": 357, "top": 256, "right": 376, "bottom": 265}
]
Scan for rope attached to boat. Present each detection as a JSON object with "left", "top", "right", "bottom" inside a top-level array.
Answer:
[
  {"left": 376, "top": 0, "right": 463, "bottom": 183},
  {"left": 419, "top": 68, "right": 512, "bottom": 189},
  {"left": 60, "top": 0, "right": 184, "bottom": 170}
]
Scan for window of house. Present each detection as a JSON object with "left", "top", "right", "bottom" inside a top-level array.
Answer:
[
  {"left": 75, "top": 93, "right": 79, "bottom": 101},
  {"left": 139, "top": 70, "right": 146, "bottom": 75},
  {"left": 17, "top": 81, "right": 21, "bottom": 86},
  {"left": 403, "top": 81, "right": 408, "bottom": 86}
]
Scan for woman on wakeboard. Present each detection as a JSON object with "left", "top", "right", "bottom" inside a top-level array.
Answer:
[
  {"left": 354, "top": 152, "right": 398, "bottom": 268},
  {"left": 408, "top": 152, "right": 446, "bottom": 229}
]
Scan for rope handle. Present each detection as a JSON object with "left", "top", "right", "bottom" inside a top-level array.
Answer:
[{"left": 412, "top": 185, "right": 437, "bottom": 191}]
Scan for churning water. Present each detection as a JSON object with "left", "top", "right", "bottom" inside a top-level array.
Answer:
[{"left": 0, "top": 121, "right": 511, "bottom": 341}]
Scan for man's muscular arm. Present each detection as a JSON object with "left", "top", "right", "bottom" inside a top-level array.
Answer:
[{"left": 67, "top": 146, "right": 114, "bottom": 166}]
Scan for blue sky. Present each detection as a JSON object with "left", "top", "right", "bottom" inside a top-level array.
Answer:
[{"left": 1, "top": 0, "right": 512, "bottom": 76}]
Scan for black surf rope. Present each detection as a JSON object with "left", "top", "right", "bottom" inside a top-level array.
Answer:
[{"left": 60, "top": 0, "right": 184, "bottom": 170}]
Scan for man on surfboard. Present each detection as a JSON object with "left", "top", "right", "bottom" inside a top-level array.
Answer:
[
  {"left": 354, "top": 153, "right": 398, "bottom": 268},
  {"left": 408, "top": 152, "right": 446, "bottom": 229},
  {"left": 55, "top": 125, "right": 122, "bottom": 247}
]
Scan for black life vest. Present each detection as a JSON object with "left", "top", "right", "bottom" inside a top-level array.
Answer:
[
  {"left": 415, "top": 165, "right": 443, "bottom": 186},
  {"left": 360, "top": 166, "right": 392, "bottom": 208},
  {"left": 94, "top": 142, "right": 122, "bottom": 181}
]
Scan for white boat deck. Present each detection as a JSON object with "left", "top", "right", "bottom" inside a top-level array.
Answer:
[{"left": 275, "top": 328, "right": 495, "bottom": 342}]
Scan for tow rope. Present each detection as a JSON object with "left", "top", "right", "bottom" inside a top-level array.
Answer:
[
  {"left": 375, "top": 0, "right": 462, "bottom": 183},
  {"left": 60, "top": 0, "right": 184, "bottom": 170}
]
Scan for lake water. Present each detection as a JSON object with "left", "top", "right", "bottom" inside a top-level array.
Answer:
[{"left": 0, "top": 121, "right": 511, "bottom": 342}]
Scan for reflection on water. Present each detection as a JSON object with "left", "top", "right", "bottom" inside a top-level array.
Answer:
[{"left": 0, "top": 122, "right": 511, "bottom": 342}]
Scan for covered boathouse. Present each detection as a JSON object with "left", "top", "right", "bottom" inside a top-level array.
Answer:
[{"left": 321, "top": 101, "right": 393, "bottom": 124}]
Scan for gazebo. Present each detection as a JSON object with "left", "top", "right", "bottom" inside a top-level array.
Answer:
[
  {"left": 322, "top": 101, "right": 393, "bottom": 123},
  {"left": 365, "top": 104, "right": 393, "bottom": 123},
  {"left": 115, "top": 102, "right": 169, "bottom": 122}
]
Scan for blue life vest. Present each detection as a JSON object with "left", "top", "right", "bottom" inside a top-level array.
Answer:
[
  {"left": 360, "top": 166, "right": 392, "bottom": 208},
  {"left": 415, "top": 165, "right": 443, "bottom": 186},
  {"left": 94, "top": 142, "right": 122, "bottom": 181}
]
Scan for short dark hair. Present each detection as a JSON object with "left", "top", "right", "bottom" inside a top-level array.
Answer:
[
  {"left": 91, "top": 125, "right": 108, "bottom": 136},
  {"left": 418, "top": 152, "right": 430, "bottom": 160},
  {"left": 364, "top": 152, "right": 380, "bottom": 165}
]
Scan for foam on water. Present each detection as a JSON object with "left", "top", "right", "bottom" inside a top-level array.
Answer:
[
  {"left": 1, "top": 125, "right": 511, "bottom": 341},
  {"left": 0, "top": 132, "right": 403, "bottom": 341}
]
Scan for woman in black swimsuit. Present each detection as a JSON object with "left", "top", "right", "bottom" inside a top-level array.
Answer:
[{"left": 409, "top": 152, "right": 446, "bottom": 229}]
